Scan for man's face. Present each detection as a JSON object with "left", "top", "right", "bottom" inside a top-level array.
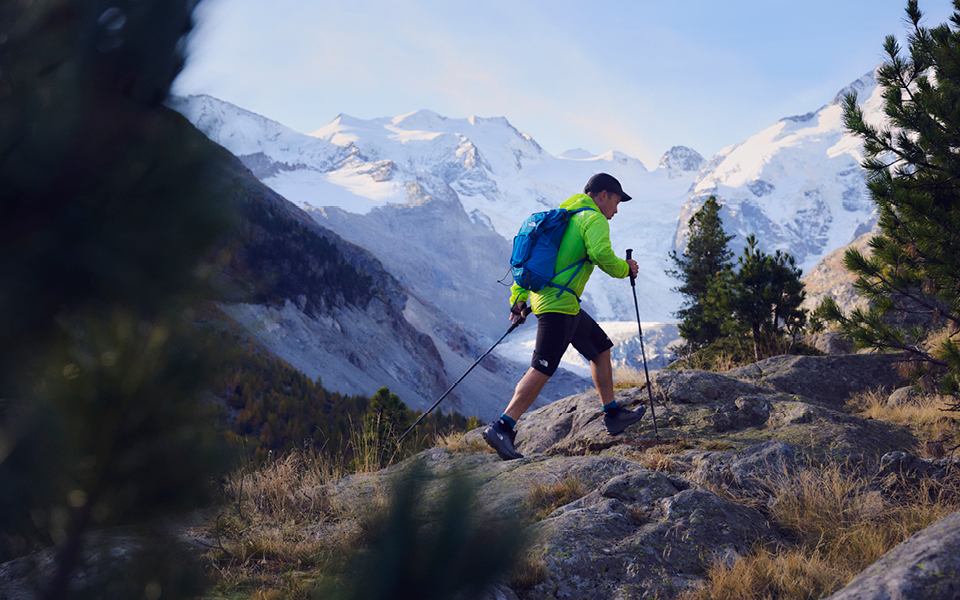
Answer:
[{"left": 594, "top": 190, "right": 622, "bottom": 220}]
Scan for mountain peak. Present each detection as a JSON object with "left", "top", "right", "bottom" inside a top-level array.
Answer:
[
  {"left": 830, "top": 68, "right": 879, "bottom": 106},
  {"left": 658, "top": 146, "right": 705, "bottom": 175},
  {"left": 392, "top": 109, "right": 448, "bottom": 129},
  {"left": 558, "top": 148, "right": 596, "bottom": 159}
]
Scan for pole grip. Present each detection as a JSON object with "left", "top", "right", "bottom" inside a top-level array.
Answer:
[{"left": 626, "top": 248, "right": 635, "bottom": 286}]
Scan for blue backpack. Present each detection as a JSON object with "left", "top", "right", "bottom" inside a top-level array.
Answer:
[{"left": 510, "top": 207, "right": 596, "bottom": 298}]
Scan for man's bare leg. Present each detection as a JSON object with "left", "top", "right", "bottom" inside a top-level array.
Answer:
[
  {"left": 503, "top": 367, "right": 551, "bottom": 421},
  {"left": 591, "top": 348, "right": 615, "bottom": 407},
  {"left": 592, "top": 348, "right": 646, "bottom": 434}
]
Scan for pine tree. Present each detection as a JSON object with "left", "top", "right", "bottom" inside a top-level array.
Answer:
[
  {"left": 667, "top": 196, "right": 734, "bottom": 350},
  {"left": 819, "top": 1, "right": 960, "bottom": 399},
  {"left": 707, "top": 235, "right": 807, "bottom": 361},
  {"left": 365, "top": 386, "right": 412, "bottom": 452}
]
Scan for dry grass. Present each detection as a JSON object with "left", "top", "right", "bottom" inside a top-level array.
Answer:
[
  {"left": 201, "top": 447, "right": 386, "bottom": 599},
  {"left": 635, "top": 442, "right": 690, "bottom": 473},
  {"left": 683, "top": 462, "right": 960, "bottom": 600},
  {"left": 222, "top": 448, "right": 348, "bottom": 521},
  {"left": 614, "top": 366, "right": 648, "bottom": 390},
  {"left": 434, "top": 430, "right": 494, "bottom": 454},
  {"left": 685, "top": 546, "right": 849, "bottom": 600},
  {"left": 509, "top": 553, "right": 550, "bottom": 590},
  {"left": 669, "top": 350, "right": 752, "bottom": 373},
  {"left": 526, "top": 474, "right": 588, "bottom": 520},
  {"left": 846, "top": 387, "right": 957, "bottom": 448},
  {"left": 348, "top": 414, "right": 402, "bottom": 473}
]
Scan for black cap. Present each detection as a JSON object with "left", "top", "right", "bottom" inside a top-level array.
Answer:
[{"left": 584, "top": 172, "right": 632, "bottom": 202}]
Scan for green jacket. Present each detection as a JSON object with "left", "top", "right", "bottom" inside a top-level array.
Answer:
[{"left": 510, "top": 193, "right": 630, "bottom": 315}]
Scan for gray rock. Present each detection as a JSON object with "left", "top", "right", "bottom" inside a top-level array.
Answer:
[
  {"left": 825, "top": 509, "right": 960, "bottom": 600},
  {"left": 805, "top": 331, "right": 854, "bottom": 355},
  {"left": 864, "top": 452, "right": 960, "bottom": 501},
  {"left": 728, "top": 441, "right": 801, "bottom": 491},
  {"left": 484, "top": 388, "right": 656, "bottom": 456},
  {"left": 682, "top": 450, "right": 737, "bottom": 487},
  {"left": 484, "top": 584, "right": 520, "bottom": 600},
  {"left": 683, "top": 441, "right": 801, "bottom": 494},
  {"left": 887, "top": 386, "right": 919, "bottom": 408},
  {"left": 726, "top": 354, "right": 906, "bottom": 407},
  {"left": 651, "top": 369, "right": 769, "bottom": 405},
  {"left": 463, "top": 367, "right": 916, "bottom": 465},
  {"left": 709, "top": 396, "right": 773, "bottom": 432},
  {"left": 762, "top": 400, "right": 915, "bottom": 463},
  {"left": 528, "top": 475, "right": 780, "bottom": 599}
]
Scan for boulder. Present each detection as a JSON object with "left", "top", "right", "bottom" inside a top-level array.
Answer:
[
  {"left": 308, "top": 448, "right": 782, "bottom": 600},
  {"left": 805, "top": 331, "right": 854, "bottom": 355},
  {"left": 887, "top": 386, "right": 919, "bottom": 408},
  {"left": 825, "top": 509, "right": 960, "bottom": 600},
  {"left": 762, "top": 400, "right": 916, "bottom": 463},
  {"left": 466, "top": 387, "right": 656, "bottom": 456},
  {"left": 709, "top": 396, "right": 772, "bottom": 432},
  {"left": 525, "top": 472, "right": 780, "bottom": 599},
  {"left": 864, "top": 451, "right": 960, "bottom": 500},
  {"left": 726, "top": 354, "right": 906, "bottom": 407}
]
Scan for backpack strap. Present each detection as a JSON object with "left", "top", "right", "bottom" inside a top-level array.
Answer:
[{"left": 545, "top": 207, "right": 597, "bottom": 300}]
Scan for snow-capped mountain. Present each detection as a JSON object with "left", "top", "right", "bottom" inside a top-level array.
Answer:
[
  {"left": 169, "top": 96, "right": 703, "bottom": 331},
  {"left": 171, "top": 65, "right": 889, "bottom": 406},
  {"left": 674, "top": 69, "right": 886, "bottom": 272}
]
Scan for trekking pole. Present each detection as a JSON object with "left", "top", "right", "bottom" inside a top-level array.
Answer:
[
  {"left": 626, "top": 249, "right": 660, "bottom": 439},
  {"left": 397, "top": 320, "right": 522, "bottom": 445}
]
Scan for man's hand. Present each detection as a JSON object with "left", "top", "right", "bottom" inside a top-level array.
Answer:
[
  {"left": 510, "top": 301, "right": 531, "bottom": 325},
  {"left": 627, "top": 259, "right": 639, "bottom": 279}
]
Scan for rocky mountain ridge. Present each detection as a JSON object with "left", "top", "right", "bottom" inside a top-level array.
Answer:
[{"left": 176, "top": 107, "right": 540, "bottom": 417}]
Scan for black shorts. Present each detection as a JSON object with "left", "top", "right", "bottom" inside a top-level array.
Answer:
[{"left": 530, "top": 310, "right": 613, "bottom": 376}]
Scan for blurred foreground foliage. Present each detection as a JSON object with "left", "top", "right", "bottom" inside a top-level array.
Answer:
[
  {"left": 323, "top": 464, "right": 527, "bottom": 600},
  {"left": 0, "top": 3, "right": 487, "bottom": 598},
  {"left": 0, "top": 0, "right": 233, "bottom": 597}
]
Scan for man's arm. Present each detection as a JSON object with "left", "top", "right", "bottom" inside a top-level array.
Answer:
[{"left": 581, "top": 213, "right": 630, "bottom": 278}]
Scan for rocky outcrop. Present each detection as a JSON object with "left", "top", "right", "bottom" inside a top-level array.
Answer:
[
  {"left": 322, "top": 448, "right": 781, "bottom": 600},
  {"left": 4, "top": 353, "right": 944, "bottom": 600},
  {"left": 485, "top": 356, "right": 912, "bottom": 464},
  {"left": 532, "top": 477, "right": 777, "bottom": 599},
  {"left": 802, "top": 227, "right": 877, "bottom": 315},
  {"left": 724, "top": 354, "right": 905, "bottom": 407},
  {"left": 680, "top": 440, "right": 803, "bottom": 495},
  {"left": 825, "top": 508, "right": 960, "bottom": 600}
]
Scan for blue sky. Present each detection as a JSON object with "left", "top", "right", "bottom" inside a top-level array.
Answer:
[{"left": 173, "top": 0, "right": 955, "bottom": 167}]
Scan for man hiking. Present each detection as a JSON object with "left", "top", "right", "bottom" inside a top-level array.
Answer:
[{"left": 483, "top": 173, "right": 644, "bottom": 461}]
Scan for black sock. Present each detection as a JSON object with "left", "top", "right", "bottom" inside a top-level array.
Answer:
[
  {"left": 497, "top": 415, "right": 515, "bottom": 432},
  {"left": 603, "top": 402, "right": 622, "bottom": 418}
]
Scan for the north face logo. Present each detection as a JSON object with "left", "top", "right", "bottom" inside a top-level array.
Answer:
[{"left": 539, "top": 359, "right": 549, "bottom": 367}]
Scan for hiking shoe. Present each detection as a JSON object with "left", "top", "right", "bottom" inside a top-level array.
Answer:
[
  {"left": 604, "top": 406, "right": 646, "bottom": 436},
  {"left": 483, "top": 421, "right": 523, "bottom": 461}
]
